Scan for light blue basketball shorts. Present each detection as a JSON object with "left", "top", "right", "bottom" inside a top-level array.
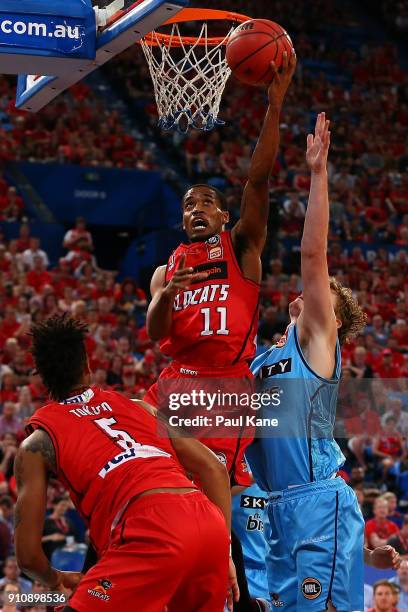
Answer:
[
  {"left": 245, "top": 563, "right": 270, "bottom": 601},
  {"left": 265, "top": 477, "right": 364, "bottom": 611}
]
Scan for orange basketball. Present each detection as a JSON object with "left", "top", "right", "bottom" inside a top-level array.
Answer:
[{"left": 226, "top": 19, "right": 295, "bottom": 86}]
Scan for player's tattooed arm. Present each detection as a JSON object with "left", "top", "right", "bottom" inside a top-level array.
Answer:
[
  {"left": 13, "top": 430, "right": 62, "bottom": 588},
  {"left": 20, "top": 428, "right": 57, "bottom": 476}
]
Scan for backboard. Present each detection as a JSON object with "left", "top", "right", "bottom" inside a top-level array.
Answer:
[{"left": 15, "top": 0, "right": 188, "bottom": 112}]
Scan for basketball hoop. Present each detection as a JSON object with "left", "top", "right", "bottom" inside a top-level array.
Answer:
[{"left": 140, "top": 9, "right": 250, "bottom": 133}]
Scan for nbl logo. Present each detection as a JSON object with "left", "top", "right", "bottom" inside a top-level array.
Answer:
[
  {"left": 206, "top": 235, "right": 220, "bottom": 245},
  {"left": 301, "top": 578, "right": 322, "bottom": 600},
  {"left": 216, "top": 452, "right": 227, "bottom": 466}
]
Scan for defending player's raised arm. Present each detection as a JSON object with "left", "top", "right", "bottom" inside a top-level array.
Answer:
[
  {"left": 297, "top": 113, "right": 338, "bottom": 351},
  {"left": 232, "top": 52, "right": 296, "bottom": 255},
  {"left": 14, "top": 430, "right": 82, "bottom": 592},
  {"left": 146, "top": 255, "right": 208, "bottom": 341}
]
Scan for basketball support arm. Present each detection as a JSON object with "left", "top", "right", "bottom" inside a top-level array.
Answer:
[{"left": 93, "top": 0, "right": 124, "bottom": 28}]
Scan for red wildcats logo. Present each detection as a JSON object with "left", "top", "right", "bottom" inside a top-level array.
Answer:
[{"left": 209, "top": 246, "right": 222, "bottom": 260}]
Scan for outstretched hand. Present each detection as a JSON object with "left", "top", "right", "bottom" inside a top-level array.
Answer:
[
  {"left": 306, "top": 112, "right": 331, "bottom": 174},
  {"left": 369, "top": 545, "right": 401, "bottom": 570},
  {"left": 267, "top": 50, "right": 297, "bottom": 109},
  {"left": 164, "top": 254, "right": 208, "bottom": 296}
]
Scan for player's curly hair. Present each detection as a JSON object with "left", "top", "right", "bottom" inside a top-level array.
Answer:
[
  {"left": 31, "top": 314, "right": 88, "bottom": 401},
  {"left": 329, "top": 277, "right": 367, "bottom": 345}
]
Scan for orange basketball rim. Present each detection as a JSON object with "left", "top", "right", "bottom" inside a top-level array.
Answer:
[{"left": 142, "top": 8, "right": 250, "bottom": 47}]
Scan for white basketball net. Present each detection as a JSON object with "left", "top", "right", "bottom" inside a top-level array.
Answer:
[{"left": 141, "top": 22, "right": 234, "bottom": 133}]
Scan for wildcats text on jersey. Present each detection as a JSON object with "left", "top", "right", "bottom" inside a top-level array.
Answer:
[{"left": 173, "top": 283, "right": 229, "bottom": 312}]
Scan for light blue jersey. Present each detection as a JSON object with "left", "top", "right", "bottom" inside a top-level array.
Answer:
[
  {"left": 232, "top": 483, "right": 269, "bottom": 601},
  {"left": 247, "top": 323, "right": 345, "bottom": 490},
  {"left": 246, "top": 323, "right": 365, "bottom": 612}
]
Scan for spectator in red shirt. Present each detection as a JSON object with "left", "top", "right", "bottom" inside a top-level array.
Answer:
[
  {"left": 0, "top": 246, "right": 10, "bottom": 274},
  {"left": 375, "top": 350, "right": 402, "bottom": 379},
  {"left": 345, "top": 394, "right": 381, "bottom": 466},
  {"left": 366, "top": 497, "right": 399, "bottom": 549},
  {"left": 89, "top": 344, "right": 110, "bottom": 373},
  {"left": 27, "top": 372, "right": 47, "bottom": 407},
  {"left": 91, "top": 367, "right": 109, "bottom": 390},
  {"left": 97, "top": 296, "right": 117, "bottom": 327},
  {"left": 373, "top": 415, "right": 407, "bottom": 480},
  {"left": 365, "top": 197, "right": 389, "bottom": 230},
  {"left": 183, "top": 132, "right": 205, "bottom": 177},
  {"left": 15, "top": 224, "right": 31, "bottom": 253},
  {"left": 106, "top": 355, "right": 123, "bottom": 387},
  {"left": 0, "top": 187, "right": 23, "bottom": 214},
  {"left": 26, "top": 256, "right": 52, "bottom": 294},
  {"left": 0, "top": 308, "right": 19, "bottom": 340},
  {"left": 0, "top": 374, "right": 18, "bottom": 403},
  {"left": 392, "top": 320, "right": 408, "bottom": 352}
]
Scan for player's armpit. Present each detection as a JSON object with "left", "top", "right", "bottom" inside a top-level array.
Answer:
[{"left": 295, "top": 325, "right": 337, "bottom": 380}]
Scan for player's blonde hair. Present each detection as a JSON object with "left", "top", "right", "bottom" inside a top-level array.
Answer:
[{"left": 329, "top": 277, "right": 367, "bottom": 345}]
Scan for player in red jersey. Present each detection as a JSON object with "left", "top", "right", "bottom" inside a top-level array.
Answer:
[
  {"left": 13, "top": 315, "right": 237, "bottom": 612},
  {"left": 145, "top": 53, "right": 296, "bottom": 487}
]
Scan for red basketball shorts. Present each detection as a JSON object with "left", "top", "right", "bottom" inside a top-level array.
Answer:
[
  {"left": 144, "top": 360, "right": 255, "bottom": 487},
  {"left": 67, "top": 491, "right": 230, "bottom": 612}
]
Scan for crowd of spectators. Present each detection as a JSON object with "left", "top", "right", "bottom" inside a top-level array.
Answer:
[
  {"left": 0, "top": 79, "right": 155, "bottom": 171},
  {"left": 0, "top": 0, "right": 404, "bottom": 608}
]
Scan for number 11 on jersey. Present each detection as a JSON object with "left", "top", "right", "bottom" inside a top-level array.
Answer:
[{"left": 200, "top": 307, "right": 229, "bottom": 336}]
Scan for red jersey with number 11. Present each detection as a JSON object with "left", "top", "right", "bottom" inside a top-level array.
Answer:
[
  {"left": 160, "top": 231, "right": 260, "bottom": 367},
  {"left": 27, "top": 387, "right": 195, "bottom": 555}
]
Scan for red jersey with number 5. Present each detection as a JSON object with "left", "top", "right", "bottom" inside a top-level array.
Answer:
[
  {"left": 160, "top": 231, "right": 259, "bottom": 367},
  {"left": 27, "top": 387, "right": 195, "bottom": 555}
]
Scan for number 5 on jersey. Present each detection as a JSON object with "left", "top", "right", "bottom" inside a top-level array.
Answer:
[{"left": 95, "top": 417, "right": 140, "bottom": 451}]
